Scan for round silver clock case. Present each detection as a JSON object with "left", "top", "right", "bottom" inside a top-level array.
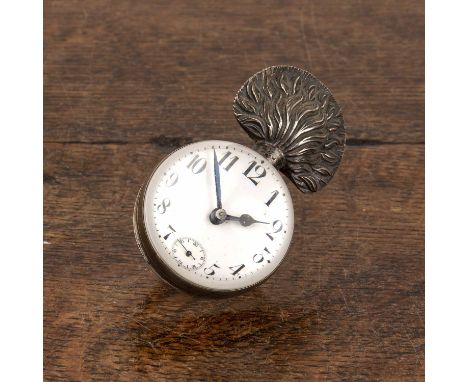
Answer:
[{"left": 133, "top": 66, "right": 345, "bottom": 296}]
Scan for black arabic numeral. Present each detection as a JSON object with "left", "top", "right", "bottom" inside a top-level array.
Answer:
[
  {"left": 156, "top": 198, "right": 171, "bottom": 214},
  {"left": 187, "top": 154, "right": 207, "bottom": 174},
  {"left": 165, "top": 172, "right": 178, "bottom": 187},
  {"left": 253, "top": 247, "right": 270, "bottom": 263},
  {"left": 204, "top": 263, "right": 220, "bottom": 276},
  {"left": 163, "top": 225, "right": 176, "bottom": 240},
  {"left": 243, "top": 161, "right": 266, "bottom": 186},
  {"left": 253, "top": 254, "right": 263, "bottom": 263},
  {"left": 266, "top": 220, "right": 283, "bottom": 241},
  {"left": 229, "top": 264, "right": 245, "bottom": 276},
  {"left": 265, "top": 190, "right": 279, "bottom": 206},
  {"left": 218, "top": 151, "right": 239, "bottom": 171}
]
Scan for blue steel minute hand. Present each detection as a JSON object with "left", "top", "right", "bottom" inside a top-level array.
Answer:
[{"left": 213, "top": 149, "right": 222, "bottom": 209}]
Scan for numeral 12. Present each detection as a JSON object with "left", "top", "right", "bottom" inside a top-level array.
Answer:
[{"left": 243, "top": 161, "right": 266, "bottom": 186}]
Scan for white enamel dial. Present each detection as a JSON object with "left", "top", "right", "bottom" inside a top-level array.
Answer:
[{"left": 142, "top": 140, "right": 294, "bottom": 292}]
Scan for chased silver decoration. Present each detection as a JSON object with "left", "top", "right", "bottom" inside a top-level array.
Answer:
[{"left": 233, "top": 66, "right": 345, "bottom": 193}]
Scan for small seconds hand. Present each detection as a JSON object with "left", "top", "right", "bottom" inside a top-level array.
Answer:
[{"left": 178, "top": 239, "right": 194, "bottom": 259}]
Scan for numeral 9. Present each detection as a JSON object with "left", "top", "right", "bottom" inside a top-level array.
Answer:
[{"left": 165, "top": 173, "right": 178, "bottom": 187}]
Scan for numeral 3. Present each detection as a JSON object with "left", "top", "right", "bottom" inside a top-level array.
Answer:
[{"left": 266, "top": 220, "right": 283, "bottom": 240}]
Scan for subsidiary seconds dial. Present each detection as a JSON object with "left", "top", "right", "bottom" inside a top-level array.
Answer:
[
  {"left": 171, "top": 237, "right": 206, "bottom": 270},
  {"left": 134, "top": 140, "right": 294, "bottom": 295}
]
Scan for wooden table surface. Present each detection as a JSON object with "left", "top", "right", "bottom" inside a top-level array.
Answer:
[{"left": 44, "top": 1, "right": 424, "bottom": 380}]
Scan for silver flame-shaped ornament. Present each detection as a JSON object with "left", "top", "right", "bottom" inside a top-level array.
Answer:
[{"left": 234, "top": 66, "right": 346, "bottom": 193}]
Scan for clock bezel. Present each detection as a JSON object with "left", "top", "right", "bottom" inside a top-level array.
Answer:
[{"left": 133, "top": 140, "right": 295, "bottom": 297}]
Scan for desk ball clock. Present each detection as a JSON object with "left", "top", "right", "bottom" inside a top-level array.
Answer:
[{"left": 134, "top": 66, "right": 345, "bottom": 296}]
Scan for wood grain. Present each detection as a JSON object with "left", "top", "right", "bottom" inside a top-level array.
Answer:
[{"left": 44, "top": 0, "right": 424, "bottom": 380}]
